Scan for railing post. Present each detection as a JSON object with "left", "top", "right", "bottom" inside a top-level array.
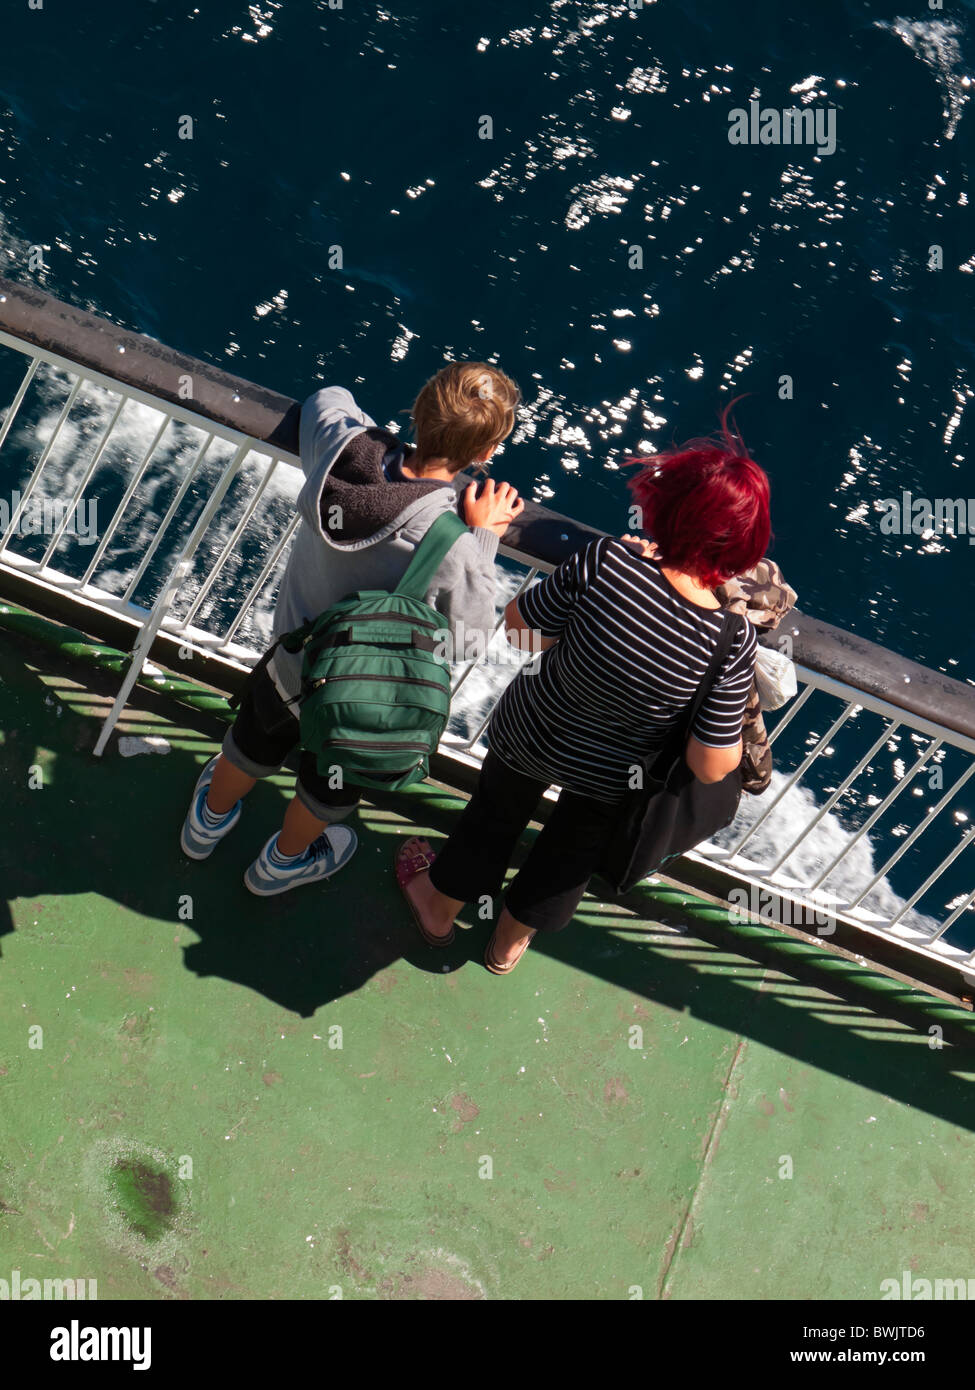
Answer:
[{"left": 92, "top": 560, "right": 192, "bottom": 757}]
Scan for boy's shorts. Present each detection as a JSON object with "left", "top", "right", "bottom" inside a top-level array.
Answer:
[{"left": 222, "top": 657, "right": 362, "bottom": 823}]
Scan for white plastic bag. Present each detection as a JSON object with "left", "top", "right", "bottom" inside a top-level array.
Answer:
[{"left": 755, "top": 644, "right": 797, "bottom": 711}]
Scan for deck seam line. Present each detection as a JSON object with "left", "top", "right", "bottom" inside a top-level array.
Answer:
[{"left": 657, "top": 1024, "right": 753, "bottom": 1299}]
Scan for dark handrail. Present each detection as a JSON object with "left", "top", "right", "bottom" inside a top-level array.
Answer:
[{"left": 1, "top": 273, "right": 974, "bottom": 744}]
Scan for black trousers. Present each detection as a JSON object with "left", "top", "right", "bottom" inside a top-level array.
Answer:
[{"left": 428, "top": 748, "right": 621, "bottom": 934}]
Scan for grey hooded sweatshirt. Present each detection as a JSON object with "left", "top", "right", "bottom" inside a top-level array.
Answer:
[{"left": 268, "top": 386, "right": 500, "bottom": 704}]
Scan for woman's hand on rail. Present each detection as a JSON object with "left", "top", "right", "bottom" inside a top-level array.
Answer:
[{"left": 620, "top": 534, "right": 660, "bottom": 559}]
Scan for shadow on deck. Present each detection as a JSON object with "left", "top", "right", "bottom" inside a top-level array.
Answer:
[{"left": 2, "top": 624, "right": 974, "bottom": 1300}]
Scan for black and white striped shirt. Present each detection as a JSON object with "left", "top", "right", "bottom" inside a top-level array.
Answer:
[{"left": 489, "top": 537, "right": 757, "bottom": 803}]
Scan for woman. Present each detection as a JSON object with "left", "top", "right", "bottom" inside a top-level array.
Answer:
[{"left": 395, "top": 418, "right": 772, "bottom": 973}]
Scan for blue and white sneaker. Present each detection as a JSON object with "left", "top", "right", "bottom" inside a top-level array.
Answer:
[
  {"left": 180, "top": 756, "right": 242, "bottom": 860},
  {"left": 244, "top": 827, "right": 358, "bottom": 897}
]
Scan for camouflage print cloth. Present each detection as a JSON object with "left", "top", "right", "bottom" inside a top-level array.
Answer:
[{"left": 714, "top": 559, "right": 798, "bottom": 795}]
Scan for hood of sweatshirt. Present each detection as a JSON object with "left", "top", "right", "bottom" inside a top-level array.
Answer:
[{"left": 298, "top": 426, "right": 457, "bottom": 549}]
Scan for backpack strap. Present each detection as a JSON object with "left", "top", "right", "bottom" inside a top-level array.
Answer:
[
  {"left": 227, "top": 637, "right": 286, "bottom": 712},
  {"left": 393, "top": 510, "right": 470, "bottom": 601},
  {"left": 228, "top": 610, "right": 321, "bottom": 710},
  {"left": 278, "top": 618, "right": 316, "bottom": 655}
]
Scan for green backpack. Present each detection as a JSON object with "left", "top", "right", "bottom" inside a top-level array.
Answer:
[{"left": 277, "top": 509, "right": 469, "bottom": 792}]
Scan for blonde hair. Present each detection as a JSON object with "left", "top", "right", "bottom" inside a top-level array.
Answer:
[{"left": 411, "top": 362, "right": 520, "bottom": 472}]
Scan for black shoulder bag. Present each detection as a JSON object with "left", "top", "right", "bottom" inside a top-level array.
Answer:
[{"left": 596, "top": 610, "right": 745, "bottom": 895}]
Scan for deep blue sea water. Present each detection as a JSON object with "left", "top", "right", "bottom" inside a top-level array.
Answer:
[
  {"left": 1, "top": 0, "right": 973, "bottom": 934},
  {"left": 1, "top": 0, "right": 973, "bottom": 667}
]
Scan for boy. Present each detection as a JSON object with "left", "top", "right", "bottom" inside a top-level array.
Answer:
[{"left": 180, "top": 362, "right": 523, "bottom": 894}]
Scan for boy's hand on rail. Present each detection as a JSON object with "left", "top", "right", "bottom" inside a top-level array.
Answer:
[{"left": 464, "top": 480, "right": 526, "bottom": 537}]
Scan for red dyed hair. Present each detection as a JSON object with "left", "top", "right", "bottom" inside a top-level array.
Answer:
[{"left": 625, "top": 403, "right": 771, "bottom": 588}]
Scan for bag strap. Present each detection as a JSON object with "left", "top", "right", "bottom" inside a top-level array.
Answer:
[
  {"left": 646, "top": 610, "right": 743, "bottom": 769},
  {"left": 681, "top": 609, "right": 744, "bottom": 738},
  {"left": 394, "top": 510, "right": 469, "bottom": 601}
]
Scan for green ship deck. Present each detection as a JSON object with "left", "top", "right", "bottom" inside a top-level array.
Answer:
[{"left": 2, "top": 613, "right": 975, "bottom": 1302}]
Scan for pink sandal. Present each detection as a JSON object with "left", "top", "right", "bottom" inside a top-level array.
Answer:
[
  {"left": 484, "top": 927, "right": 534, "bottom": 975},
  {"left": 395, "top": 839, "right": 455, "bottom": 947}
]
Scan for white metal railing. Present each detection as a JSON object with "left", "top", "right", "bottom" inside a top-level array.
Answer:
[
  {"left": 0, "top": 327, "right": 298, "bottom": 670},
  {"left": 0, "top": 331, "right": 973, "bottom": 985}
]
